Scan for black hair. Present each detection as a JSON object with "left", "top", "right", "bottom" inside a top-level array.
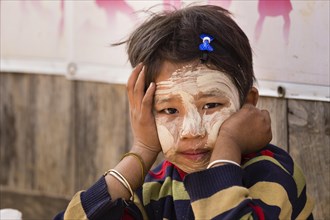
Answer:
[{"left": 121, "top": 5, "right": 255, "bottom": 105}]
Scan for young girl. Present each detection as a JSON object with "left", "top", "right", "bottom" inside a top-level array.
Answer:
[{"left": 55, "top": 5, "right": 313, "bottom": 220}]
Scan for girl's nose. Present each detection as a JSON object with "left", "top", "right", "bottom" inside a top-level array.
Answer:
[{"left": 180, "top": 109, "right": 205, "bottom": 139}]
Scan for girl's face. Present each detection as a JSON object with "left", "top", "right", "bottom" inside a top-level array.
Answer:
[{"left": 154, "top": 62, "right": 240, "bottom": 173}]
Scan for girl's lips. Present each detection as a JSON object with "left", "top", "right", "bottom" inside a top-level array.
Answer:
[{"left": 180, "top": 150, "right": 210, "bottom": 161}]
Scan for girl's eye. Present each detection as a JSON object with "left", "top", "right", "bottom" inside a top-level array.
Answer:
[
  {"left": 203, "top": 103, "right": 221, "bottom": 109},
  {"left": 163, "top": 108, "right": 178, "bottom": 115}
]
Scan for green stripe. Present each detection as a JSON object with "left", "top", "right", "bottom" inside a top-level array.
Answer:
[
  {"left": 142, "top": 177, "right": 190, "bottom": 206},
  {"left": 243, "top": 156, "right": 307, "bottom": 198},
  {"left": 240, "top": 212, "right": 253, "bottom": 220},
  {"left": 242, "top": 156, "right": 290, "bottom": 175},
  {"left": 293, "top": 164, "right": 306, "bottom": 197}
]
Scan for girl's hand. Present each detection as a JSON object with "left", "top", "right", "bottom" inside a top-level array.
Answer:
[
  {"left": 127, "top": 63, "right": 162, "bottom": 155},
  {"left": 217, "top": 104, "right": 272, "bottom": 154},
  {"left": 211, "top": 104, "right": 272, "bottom": 164}
]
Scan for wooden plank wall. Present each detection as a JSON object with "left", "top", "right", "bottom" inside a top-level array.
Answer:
[
  {"left": 288, "top": 100, "right": 330, "bottom": 218},
  {"left": 0, "top": 72, "right": 329, "bottom": 219}
]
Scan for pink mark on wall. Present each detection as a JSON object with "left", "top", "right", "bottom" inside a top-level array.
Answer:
[
  {"left": 20, "top": 0, "right": 65, "bottom": 38},
  {"left": 58, "top": 0, "right": 65, "bottom": 37},
  {"left": 163, "top": 0, "right": 182, "bottom": 11},
  {"left": 255, "top": 0, "right": 292, "bottom": 45},
  {"left": 207, "top": 0, "right": 232, "bottom": 10},
  {"left": 95, "top": 0, "right": 135, "bottom": 26}
]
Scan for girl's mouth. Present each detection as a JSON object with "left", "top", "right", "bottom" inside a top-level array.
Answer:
[{"left": 180, "top": 149, "right": 210, "bottom": 161}]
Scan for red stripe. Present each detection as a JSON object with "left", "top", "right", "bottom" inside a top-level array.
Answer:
[
  {"left": 148, "top": 160, "right": 187, "bottom": 180},
  {"left": 148, "top": 161, "right": 173, "bottom": 179},
  {"left": 172, "top": 163, "right": 186, "bottom": 180},
  {"left": 261, "top": 149, "right": 274, "bottom": 157},
  {"left": 248, "top": 203, "right": 265, "bottom": 220},
  {"left": 242, "top": 149, "right": 275, "bottom": 164}
]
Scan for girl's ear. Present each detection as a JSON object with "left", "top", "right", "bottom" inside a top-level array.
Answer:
[{"left": 245, "top": 87, "right": 259, "bottom": 106}]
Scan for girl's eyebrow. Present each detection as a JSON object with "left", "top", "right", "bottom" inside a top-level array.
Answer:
[
  {"left": 197, "top": 89, "right": 226, "bottom": 98},
  {"left": 155, "top": 97, "right": 170, "bottom": 104},
  {"left": 154, "top": 96, "right": 178, "bottom": 104}
]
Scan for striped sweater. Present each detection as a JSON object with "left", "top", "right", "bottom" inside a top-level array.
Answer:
[{"left": 54, "top": 144, "right": 314, "bottom": 219}]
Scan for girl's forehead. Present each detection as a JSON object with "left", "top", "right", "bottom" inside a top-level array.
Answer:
[
  {"left": 155, "top": 65, "right": 240, "bottom": 109},
  {"left": 155, "top": 65, "right": 236, "bottom": 93}
]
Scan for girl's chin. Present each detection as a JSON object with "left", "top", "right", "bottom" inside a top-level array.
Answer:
[
  {"left": 171, "top": 161, "right": 208, "bottom": 174},
  {"left": 163, "top": 150, "right": 210, "bottom": 173}
]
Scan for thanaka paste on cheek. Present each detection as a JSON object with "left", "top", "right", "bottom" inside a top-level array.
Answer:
[
  {"left": 203, "top": 106, "right": 236, "bottom": 147},
  {"left": 155, "top": 66, "right": 240, "bottom": 173},
  {"left": 155, "top": 116, "right": 180, "bottom": 154}
]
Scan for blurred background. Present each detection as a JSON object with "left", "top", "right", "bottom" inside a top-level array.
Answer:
[{"left": 0, "top": 0, "right": 329, "bottom": 219}]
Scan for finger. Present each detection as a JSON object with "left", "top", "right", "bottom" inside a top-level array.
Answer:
[
  {"left": 261, "top": 109, "right": 272, "bottom": 141},
  {"left": 261, "top": 109, "right": 271, "bottom": 124},
  {"left": 127, "top": 63, "right": 143, "bottom": 106},
  {"left": 141, "top": 82, "right": 156, "bottom": 116},
  {"left": 134, "top": 65, "right": 146, "bottom": 109}
]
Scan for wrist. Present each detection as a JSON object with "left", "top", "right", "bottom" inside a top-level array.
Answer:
[
  {"left": 207, "top": 159, "right": 241, "bottom": 169},
  {"left": 107, "top": 146, "right": 160, "bottom": 200},
  {"left": 130, "top": 145, "right": 160, "bottom": 170},
  {"left": 210, "top": 137, "right": 241, "bottom": 165}
]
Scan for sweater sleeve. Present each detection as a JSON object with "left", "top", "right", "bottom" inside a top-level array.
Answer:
[
  {"left": 53, "top": 177, "right": 144, "bottom": 220},
  {"left": 183, "top": 145, "right": 314, "bottom": 220}
]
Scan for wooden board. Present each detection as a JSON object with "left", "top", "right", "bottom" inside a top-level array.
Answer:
[
  {"left": 257, "top": 97, "right": 288, "bottom": 151},
  {"left": 0, "top": 72, "right": 75, "bottom": 196},
  {"left": 288, "top": 100, "right": 330, "bottom": 220},
  {"left": 73, "top": 81, "right": 128, "bottom": 191},
  {"left": 0, "top": 189, "right": 69, "bottom": 219}
]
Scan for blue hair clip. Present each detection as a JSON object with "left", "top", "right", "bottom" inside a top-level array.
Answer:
[{"left": 199, "top": 34, "right": 214, "bottom": 52}]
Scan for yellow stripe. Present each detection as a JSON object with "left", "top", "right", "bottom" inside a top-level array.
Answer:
[
  {"left": 242, "top": 156, "right": 290, "bottom": 175},
  {"left": 191, "top": 186, "right": 249, "bottom": 219},
  {"left": 142, "top": 177, "right": 189, "bottom": 206},
  {"left": 249, "top": 182, "right": 292, "bottom": 220},
  {"left": 295, "top": 196, "right": 315, "bottom": 219},
  {"left": 240, "top": 212, "right": 253, "bottom": 220},
  {"left": 64, "top": 191, "right": 88, "bottom": 220},
  {"left": 293, "top": 164, "right": 306, "bottom": 197},
  {"left": 172, "top": 179, "right": 190, "bottom": 201},
  {"left": 133, "top": 192, "right": 149, "bottom": 220}
]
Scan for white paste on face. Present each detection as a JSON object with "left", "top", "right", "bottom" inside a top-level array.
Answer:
[{"left": 154, "top": 65, "right": 240, "bottom": 173}]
